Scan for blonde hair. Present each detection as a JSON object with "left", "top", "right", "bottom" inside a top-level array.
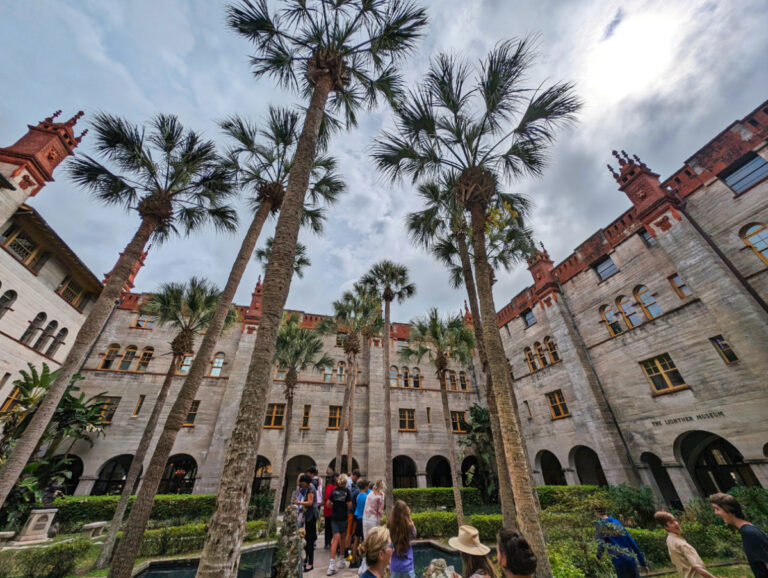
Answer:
[
  {"left": 360, "top": 526, "right": 390, "bottom": 566},
  {"left": 338, "top": 473, "right": 348, "bottom": 487},
  {"left": 373, "top": 479, "right": 386, "bottom": 494}
]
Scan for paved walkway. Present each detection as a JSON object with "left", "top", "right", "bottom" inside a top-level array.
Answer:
[{"left": 308, "top": 545, "right": 359, "bottom": 577}]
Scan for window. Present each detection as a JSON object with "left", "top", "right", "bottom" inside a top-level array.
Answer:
[
  {"left": 132, "top": 395, "right": 146, "bottom": 417},
  {"left": 459, "top": 372, "right": 467, "bottom": 391},
  {"left": 616, "top": 296, "right": 643, "bottom": 328},
  {"left": 450, "top": 411, "right": 468, "bottom": 433},
  {"left": 184, "top": 400, "right": 200, "bottom": 426},
  {"left": 634, "top": 286, "right": 663, "bottom": 320},
  {"left": 389, "top": 365, "right": 399, "bottom": 387},
  {"left": 1, "top": 387, "right": 22, "bottom": 413},
  {"left": 544, "top": 337, "right": 560, "bottom": 363},
  {"left": 395, "top": 339, "right": 408, "bottom": 352},
  {"left": 448, "top": 371, "right": 457, "bottom": 391},
  {"left": 328, "top": 405, "right": 342, "bottom": 430},
  {"left": 263, "top": 403, "right": 285, "bottom": 428},
  {"left": 34, "top": 320, "right": 58, "bottom": 352},
  {"left": 523, "top": 400, "right": 532, "bottom": 418},
  {"left": 426, "top": 407, "right": 432, "bottom": 424},
  {"left": 522, "top": 309, "right": 536, "bottom": 327},
  {"left": 100, "top": 344, "right": 120, "bottom": 370},
  {"left": 639, "top": 228, "right": 656, "bottom": 247},
  {"left": 275, "top": 367, "right": 286, "bottom": 381},
  {"left": 335, "top": 334, "right": 344, "bottom": 348},
  {"left": 178, "top": 355, "right": 193, "bottom": 375},
  {"left": 57, "top": 277, "right": 85, "bottom": 307},
  {"left": 524, "top": 348, "right": 538, "bottom": 372},
  {"left": 640, "top": 353, "right": 687, "bottom": 394},
  {"left": 534, "top": 342, "right": 549, "bottom": 368},
  {"left": 669, "top": 273, "right": 692, "bottom": 298},
  {"left": 97, "top": 396, "right": 121, "bottom": 424},
  {"left": 710, "top": 335, "right": 739, "bottom": 364},
  {"left": 399, "top": 408, "right": 416, "bottom": 431},
  {"left": 600, "top": 305, "right": 624, "bottom": 336},
  {"left": 20, "top": 312, "right": 46, "bottom": 345},
  {"left": 133, "top": 313, "right": 156, "bottom": 329},
  {"left": 4, "top": 228, "right": 39, "bottom": 265},
  {"left": 301, "top": 405, "right": 311, "bottom": 429},
  {"left": 721, "top": 153, "right": 768, "bottom": 194},
  {"left": 136, "top": 347, "right": 154, "bottom": 372},
  {"left": 323, "top": 365, "right": 333, "bottom": 383},
  {"left": 0, "top": 290, "right": 17, "bottom": 320},
  {"left": 546, "top": 390, "right": 570, "bottom": 420},
  {"left": 336, "top": 362, "right": 346, "bottom": 384},
  {"left": 118, "top": 346, "right": 137, "bottom": 371},
  {"left": 402, "top": 367, "right": 410, "bottom": 387},
  {"left": 594, "top": 256, "right": 618, "bottom": 281},
  {"left": 742, "top": 223, "right": 768, "bottom": 266},
  {"left": 45, "top": 328, "right": 68, "bottom": 357},
  {"left": 209, "top": 352, "right": 225, "bottom": 377},
  {"left": 411, "top": 368, "right": 421, "bottom": 388}
]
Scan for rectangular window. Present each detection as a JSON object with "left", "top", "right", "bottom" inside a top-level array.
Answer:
[
  {"left": 710, "top": 335, "right": 739, "bottom": 364},
  {"left": 522, "top": 309, "right": 536, "bottom": 327},
  {"left": 449, "top": 373, "right": 458, "bottom": 391},
  {"left": 301, "top": 405, "right": 311, "bottom": 429},
  {"left": 5, "top": 229, "right": 39, "bottom": 265},
  {"left": 184, "top": 400, "right": 200, "bottom": 426},
  {"left": 131, "top": 395, "right": 146, "bottom": 417},
  {"left": 323, "top": 365, "right": 333, "bottom": 383},
  {"left": 275, "top": 367, "right": 286, "bottom": 381},
  {"left": 640, "top": 353, "right": 687, "bottom": 394},
  {"left": 328, "top": 405, "right": 341, "bottom": 430},
  {"left": 177, "top": 355, "right": 193, "bottom": 375},
  {"left": 450, "top": 411, "right": 468, "bottom": 433},
  {"left": 96, "top": 396, "right": 121, "bottom": 424},
  {"left": 459, "top": 373, "right": 468, "bottom": 391},
  {"left": 721, "top": 153, "right": 768, "bottom": 194},
  {"left": 546, "top": 390, "right": 570, "bottom": 420},
  {"left": 133, "top": 314, "right": 156, "bottom": 329},
  {"left": 57, "top": 277, "right": 85, "bottom": 307},
  {"left": 264, "top": 403, "right": 285, "bottom": 428},
  {"left": 594, "top": 256, "right": 618, "bottom": 281},
  {"left": 335, "top": 334, "right": 344, "bottom": 348},
  {"left": 523, "top": 400, "right": 532, "bottom": 418},
  {"left": 639, "top": 228, "right": 656, "bottom": 247},
  {"left": 669, "top": 273, "right": 692, "bottom": 298},
  {"left": 399, "top": 408, "right": 416, "bottom": 431},
  {"left": 0, "top": 386, "right": 22, "bottom": 413},
  {"left": 395, "top": 340, "right": 408, "bottom": 353},
  {"left": 426, "top": 407, "right": 432, "bottom": 424}
]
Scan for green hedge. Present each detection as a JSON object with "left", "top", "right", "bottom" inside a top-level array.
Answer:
[
  {"left": 536, "top": 486, "right": 600, "bottom": 510},
  {"left": 133, "top": 520, "right": 269, "bottom": 558},
  {"left": 0, "top": 537, "right": 91, "bottom": 578},
  {"left": 392, "top": 487, "right": 481, "bottom": 511}
]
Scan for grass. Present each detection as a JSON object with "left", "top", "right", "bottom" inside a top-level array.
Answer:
[{"left": 652, "top": 564, "right": 750, "bottom": 577}]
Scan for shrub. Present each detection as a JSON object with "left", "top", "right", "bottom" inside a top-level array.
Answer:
[
  {"left": 603, "top": 485, "right": 655, "bottom": 527},
  {"left": 393, "top": 488, "right": 481, "bottom": 511},
  {"left": 409, "top": 511, "right": 458, "bottom": 538},
  {"left": 133, "top": 519, "right": 269, "bottom": 558},
  {"left": 467, "top": 514, "right": 502, "bottom": 542},
  {"left": 547, "top": 537, "right": 613, "bottom": 578},
  {"left": 730, "top": 486, "right": 768, "bottom": 529},
  {"left": 548, "top": 547, "right": 586, "bottom": 578},
  {"left": 627, "top": 528, "right": 667, "bottom": 567},
  {"left": 536, "top": 486, "right": 599, "bottom": 511},
  {"left": 12, "top": 537, "right": 91, "bottom": 578}
]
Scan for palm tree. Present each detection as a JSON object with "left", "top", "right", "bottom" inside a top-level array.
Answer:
[
  {"left": 400, "top": 308, "right": 474, "bottom": 525},
  {"left": 373, "top": 39, "right": 581, "bottom": 573},
  {"left": 108, "top": 108, "right": 343, "bottom": 578},
  {"left": 255, "top": 237, "right": 311, "bottom": 278},
  {"left": 0, "top": 113, "right": 237, "bottom": 511},
  {"left": 268, "top": 315, "right": 334, "bottom": 532},
  {"left": 360, "top": 261, "right": 415, "bottom": 514},
  {"left": 193, "top": 3, "right": 427, "bottom": 575},
  {"left": 96, "top": 278, "right": 237, "bottom": 569}
]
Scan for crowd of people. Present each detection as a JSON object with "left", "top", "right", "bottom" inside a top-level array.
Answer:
[{"left": 290, "top": 468, "right": 768, "bottom": 578}]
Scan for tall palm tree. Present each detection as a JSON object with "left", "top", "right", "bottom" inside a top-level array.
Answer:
[
  {"left": 193, "top": 3, "right": 427, "bottom": 576},
  {"left": 255, "top": 237, "right": 311, "bottom": 278},
  {"left": 400, "top": 308, "right": 474, "bottom": 525},
  {"left": 95, "top": 278, "right": 237, "bottom": 568},
  {"left": 360, "top": 261, "right": 415, "bottom": 514},
  {"left": 108, "top": 109, "right": 343, "bottom": 578},
  {"left": 268, "top": 315, "right": 334, "bottom": 532},
  {"left": 0, "top": 113, "right": 237, "bottom": 511},
  {"left": 373, "top": 39, "right": 581, "bottom": 574}
]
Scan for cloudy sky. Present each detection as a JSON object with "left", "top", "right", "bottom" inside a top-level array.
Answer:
[{"left": 2, "top": 1, "right": 768, "bottom": 323}]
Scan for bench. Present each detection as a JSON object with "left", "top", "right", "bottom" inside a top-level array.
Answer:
[
  {"left": 0, "top": 531, "right": 15, "bottom": 543},
  {"left": 81, "top": 521, "right": 108, "bottom": 539}
]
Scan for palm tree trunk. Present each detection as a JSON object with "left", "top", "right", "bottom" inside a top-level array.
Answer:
[
  {"left": 468, "top": 205, "right": 551, "bottom": 577},
  {"left": 360, "top": 336, "right": 370, "bottom": 386},
  {"left": 455, "top": 234, "right": 516, "bottom": 526},
  {"left": 335, "top": 354, "right": 353, "bottom": 472},
  {"left": 382, "top": 300, "right": 394, "bottom": 515},
  {"left": 345, "top": 356, "right": 358, "bottom": 473},
  {"left": 269, "top": 383, "right": 295, "bottom": 533},
  {"left": 0, "top": 218, "right": 156, "bottom": 511},
  {"left": 194, "top": 76, "right": 333, "bottom": 578},
  {"left": 108, "top": 202, "right": 272, "bottom": 578},
  {"left": 95, "top": 354, "right": 182, "bottom": 569},
  {"left": 438, "top": 369, "right": 464, "bottom": 526}
]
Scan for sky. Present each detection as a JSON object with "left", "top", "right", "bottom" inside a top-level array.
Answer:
[{"left": 2, "top": 0, "right": 768, "bottom": 323}]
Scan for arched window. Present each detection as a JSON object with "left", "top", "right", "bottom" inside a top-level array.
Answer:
[
  {"left": 459, "top": 372, "right": 467, "bottom": 391},
  {"left": 100, "top": 344, "right": 120, "bottom": 370},
  {"left": 322, "top": 365, "right": 333, "bottom": 382},
  {"left": 741, "top": 223, "right": 768, "bottom": 266},
  {"left": 616, "top": 296, "right": 643, "bottom": 328},
  {"left": 209, "top": 352, "right": 225, "bottom": 377},
  {"left": 336, "top": 361, "right": 346, "bottom": 384},
  {"left": 20, "top": 312, "right": 46, "bottom": 345},
  {"left": 600, "top": 305, "right": 624, "bottom": 336},
  {"left": 34, "top": 320, "right": 58, "bottom": 352},
  {"left": 448, "top": 371, "right": 458, "bottom": 391},
  {"left": 634, "top": 285, "right": 663, "bottom": 320},
  {"left": 178, "top": 354, "right": 193, "bottom": 375},
  {"left": 389, "top": 365, "right": 399, "bottom": 387},
  {"left": 411, "top": 368, "right": 421, "bottom": 388},
  {"left": 524, "top": 348, "right": 538, "bottom": 372},
  {"left": 45, "top": 328, "right": 68, "bottom": 358},
  {"left": 118, "top": 346, "right": 138, "bottom": 371},
  {"left": 0, "top": 290, "right": 17, "bottom": 320},
  {"left": 402, "top": 367, "right": 410, "bottom": 388},
  {"left": 544, "top": 337, "right": 560, "bottom": 363},
  {"left": 534, "top": 342, "right": 549, "bottom": 367},
  {"left": 137, "top": 347, "right": 154, "bottom": 372}
]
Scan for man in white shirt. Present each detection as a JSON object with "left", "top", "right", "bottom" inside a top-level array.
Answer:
[{"left": 654, "top": 511, "right": 715, "bottom": 578}]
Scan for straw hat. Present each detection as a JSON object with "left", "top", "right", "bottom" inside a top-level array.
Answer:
[{"left": 448, "top": 525, "right": 490, "bottom": 556}]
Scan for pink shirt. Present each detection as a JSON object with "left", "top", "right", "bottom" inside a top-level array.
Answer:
[{"left": 363, "top": 491, "right": 384, "bottom": 526}]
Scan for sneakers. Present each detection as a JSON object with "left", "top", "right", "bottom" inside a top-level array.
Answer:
[
  {"left": 349, "top": 561, "right": 361, "bottom": 569},
  {"left": 326, "top": 560, "right": 337, "bottom": 576},
  {"left": 336, "top": 558, "right": 346, "bottom": 570}
]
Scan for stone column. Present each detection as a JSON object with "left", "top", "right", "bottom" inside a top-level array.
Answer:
[
  {"left": 416, "top": 473, "right": 427, "bottom": 488},
  {"left": 532, "top": 469, "right": 545, "bottom": 486},
  {"left": 637, "top": 465, "right": 666, "bottom": 508},
  {"left": 563, "top": 468, "right": 580, "bottom": 486},
  {"left": 746, "top": 459, "right": 768, "bottom": 488},
  {"left": 75, "top": 475, "right": 97, "bottom": 496},
  {"left": 663, "top": 462, "right": 699, "bottom": 506}
]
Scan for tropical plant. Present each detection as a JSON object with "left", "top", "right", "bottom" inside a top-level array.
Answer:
[
  {"left": 373, "top": 38, "right": 581, "bottom": 572},
  {"left": 400, "top": 308, "right": 475, "bottom": 525},
  {"left": 360, "top": 260, "right": 415, "bottom": 514},
  {"left": 96, "top": 278, "right": 237, "bottom": 568},
  {"left": 458, "top": 404, "right": 497, "bottom": 504},
  {"left": 108, "top": 106, "right": 343, "bottom": 578},
  {"left": 191, "top": 2, "right": 427, "bottom": 575},
  {"left": 268, "top": 315, "right": 333, "bottom": 532},
  {"left": 255, "top": 237, "right": 311, "bottom": 278},
  {"left": 0, "top": 113, "right": 238, "bottom": 514}
]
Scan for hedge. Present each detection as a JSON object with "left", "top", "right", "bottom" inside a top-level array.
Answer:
[
  {"left": 132, "top": 519, "right": 269, "bottom": 558},
  {"left": 392, "top": 487, "right": 481, "bottom": 511},
  {"left": 536, "top": 485, "right": 600, "bottom": 510},
  {"left": 0, "top": 537, "right": 91, "bottom": 578}
]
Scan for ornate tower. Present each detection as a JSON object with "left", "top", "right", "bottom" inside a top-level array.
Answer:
[
  {"left": 103, "top": 245, "right": 151, "bottom": 294},
  {"left": 527, "top": 242, "right": 558, "bottom": 303}
]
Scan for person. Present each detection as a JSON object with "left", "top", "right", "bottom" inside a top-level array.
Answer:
[
  {"left": 388, "top": 500, "right": 417, "bottom": 578},
  {"left": 324, "top": 473, "right": 339, "bottom": 550},
  {"left": 710, "top": 492, "right": 768, "bottom": 577},
  {"left": 327, "top": 473, "right": 352, "bottom": 575},
  {"left": 350, "top": 479, "right": 371, "bottom": 569},
  {"left": 359, "top": 525, "right": 394, "bottom": 578},
  {"left": 448, "top": 525, "right": 496, "bottom": 578},
  {"left": 296, "top": 474, "right": 318, "bottom": 572},
  {"left": 497, "top": 527, "right": 537, "bottom": 578},
  {"left": 309, "top": 466, "right": 323, "bottom": 509},
  {"left": 594, "top": 505, "right": 647, "bottom": 577},
  {"left": 346, "top": 469, "right": 362, "bottom": 559},
  {"left": 654, "top": 511, "right": 716, "bottom": 578},
  {"left": 363, "top": 480, "right": 386, "bottom": 537}
]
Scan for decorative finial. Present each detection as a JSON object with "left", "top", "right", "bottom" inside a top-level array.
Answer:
[
  {"left": 257, "top": 275, "right": 262, "bottom": 284},
  {"left": 612, "top": 150, "right": 626, "bottom": 166},
  {"left": 66, "top": 110, "right": 85, "bottom": 128},
  {"left": 621, "top": 150, "right": 631, "bottom": 162},
  {"left": 607, "top": 164, "right": 619, "bottom": 180},
  {"left": 75, "top": 128, "right": 88, "bottom": 144},
  {"left": 44, "top": 110, "right": 63, "bottom": 123},
  {"left": 539, "top": 241, "right": 546, "bottom": 252},
  {"left": 464, "top": 300, "right": 469, "bottom": 314}
]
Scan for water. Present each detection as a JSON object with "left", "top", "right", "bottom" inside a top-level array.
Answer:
[
  {"left": 135, "top": 546, "right": 275, "bottom": 577},
  {"left": 413, "top": 542, "right": 462, "bottom": 576}
]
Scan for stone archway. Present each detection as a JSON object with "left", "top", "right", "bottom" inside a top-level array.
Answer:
[
  {"left": 640, "top": 452, "right": 682, "bottom": 509},
  {"left": 393, "top": 455, "right": 417, "bottom": 488},
  {"left": 252, "top": 455, "right": 272, "bottom": 495},
  {"left": 327, "top": 456, "right": 360, "bottom": 475},
  {"left": 570, "top": 446, "right": 608, "bottom": 486},
  {"left": 282, "top": 455, "right": 316, "bottom": 509},
  {"left": 426, "top": 456, "right": 452, "bottom": 488},
  {"left": 158, "top": 454, "right": 197, "bottom": 494},
  {"left": 91, "top": 454, "right": 139, "bottom": 496},
  {"left": 537, "top": 450, "right": 567, "bottom": 486}
]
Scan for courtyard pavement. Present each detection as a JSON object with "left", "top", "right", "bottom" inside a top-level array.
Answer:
[{"left": 309, "top": 545, "right": 359, "bottom": 577}]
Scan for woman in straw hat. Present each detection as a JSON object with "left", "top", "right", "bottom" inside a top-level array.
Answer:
[{"left": 449, "top": 525, "right": 497, "bottom": 578}]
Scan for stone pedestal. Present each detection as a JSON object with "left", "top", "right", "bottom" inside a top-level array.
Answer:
[{"left": 11, "top": 508, "right": 57, "bottom": 544}]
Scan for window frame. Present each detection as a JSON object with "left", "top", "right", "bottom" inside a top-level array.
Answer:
[
  {"left": 336, "top": 362, "right": 346, "bottom": 384},
  {"left": 600, "top": 305, "right": 624, "bottom": 337},
  {"left": 57, "top": 277, "right": 86, "bottom": 308},
  {"left": 327, "top": 405, "right": 342, "bottom": 430},
  {"left": 118, "top": 346, "right": 138, "bottom": 371},
  {"left": 640, "top": 353, "right": 688, "bottom": 395},
  {"left": 263, "top": 403, "right": 285, "bottom": 429},
  {"left": 183, "top": 400, "right": 200, "bottom": 427},
  {"left": 741, "top": 223, "right": 768, "bottom": 267},
  {"left": 458, "top": 371, "right": 467, "bottom": 391},
  {"left": 634, "top": 285, "right": 663, "bottom": 320},
  {"left": 301, "top": 404, "right": 311, "bottom": 430},
  {"left": 398, "top": 408, "right": 416, "bottom": 432},
  {"left": 322, "top": 365, "right": 333, "bottom": 383},
  {"left": 522, "top": 308, "right": 536, "bottom": 328},
  {"left": 426, "top": 406, "right": 431, "bottom": 424},
  {"left": 177, "top": 354, "right": 194, "bottom": 376},
  {"left": 97, "top": 396, "right": 121, "bottom": 425},
  {"left": 546, "top": 390, "right": 571, "bottom": 420},
  {"left": 389, "top": 365, "right": 399, "bottom": 387},
  {"left": 448, "top": 371, "right": 458, "bottom": 391},
  {"left": 450, "top": 410, "right": 468, "bottom": 433},
  {"left": 411, "top": 368, "right": 421, "bottom": 388},
  {"left": 544, "top": 337, "right": 560, "bottom": 364},
  {"left": 616, "top": 295, "right": 643, "bottom": 329},
  {"left": 720, "top": 153, "right": 768, "bottom": 194},
  {"left": 209, "top": 352, "right": 225, "bottom": 377},
  {"left": 100, "top": 344, "right": 120, "bottom": 370},
  {"left": 131, "top": 395, "right": 146, "bottom": 417},
  {"left": 133, "top": 313, "right": 156, "bottom": 329},
  {"left": 534, "top": 342, "right": 549, "bottom": 368},
  {"left": 4, "top": 228, "right": 41, "bottom": 267},
  {"left": 0, "top": 387, "right": 23, "bottom": 413},
  {"left": 709, "top": 335, "right": 739, "bottom": 365},
  {"left": 593, "top": 256, "right": 619, "bottom": 281},
  {"left": 639, "top": 228, "right": 657, "bottom": 247},
  {"left": 402, "top": 367, "right": 410, "bottom": 388},
  {"left": 524, "top": 347, "right": 538, "bottom": 373},
  {"left": 136, "top": 347, "right": 154, "bottom": 373},
  {"left": 669, "top": 273, "right": 692, "bottom": 299}
]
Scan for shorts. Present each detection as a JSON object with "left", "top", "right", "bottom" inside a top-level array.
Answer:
[
  {"left": 354, "top": 518, "right": 364, "bottom": 539},
  {"left": 331, "top": 519, "right": 346, "bottom": 535},
  {"left": 346, "top": 514, "right": 356, "bottom": 537}
]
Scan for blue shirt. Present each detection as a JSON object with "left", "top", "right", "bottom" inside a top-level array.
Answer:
[
  {"left": 596, "top": 517, "right": 646, "bottom": 570},
  {"left": 355, "top": 489, "right": 370, "bottom": 519}
]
